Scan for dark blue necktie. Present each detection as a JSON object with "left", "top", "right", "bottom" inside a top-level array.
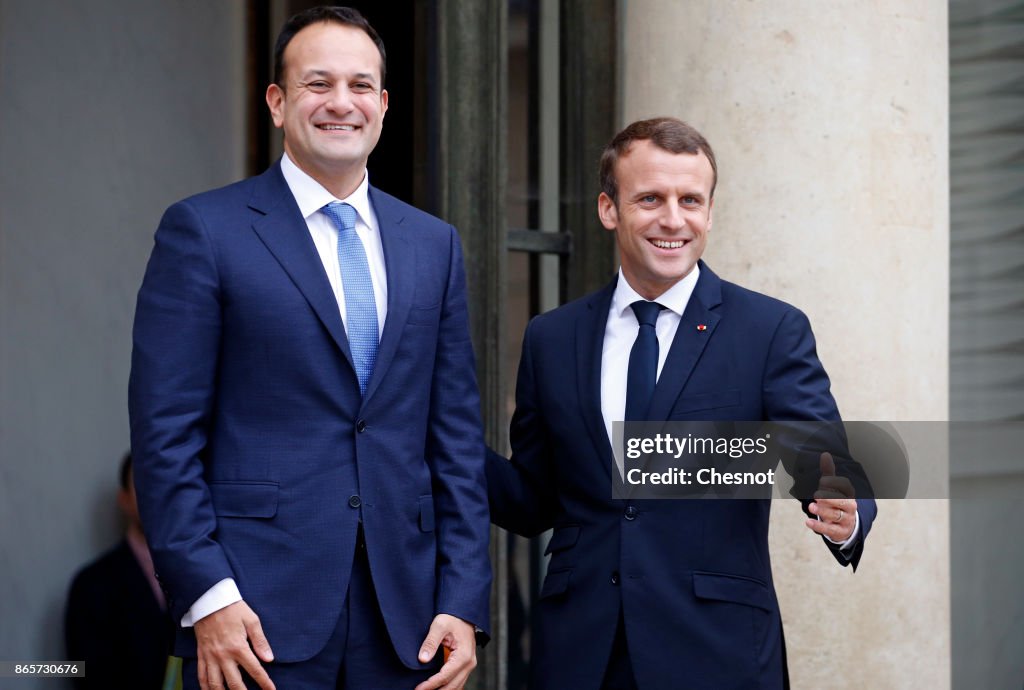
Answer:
[{"left": 625, "top": 300, "right": 664, "bottom": 421}]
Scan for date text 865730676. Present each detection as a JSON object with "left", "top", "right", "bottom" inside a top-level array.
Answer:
[{"left": 0, "top": 662, "right": 85, "bottom": 677}]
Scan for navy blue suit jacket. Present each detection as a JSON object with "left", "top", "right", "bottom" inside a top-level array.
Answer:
[
  {"left": 129, "top": 162, "right": 491, "bottom": 666},
  {"left": 488, "top": 263, "right": 876, "bottom": 689}
]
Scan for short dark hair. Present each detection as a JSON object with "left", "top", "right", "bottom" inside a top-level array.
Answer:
[
  {"left": 119, "top": 452, "right": 132, "bottom": 491},
  {"left": 599, "top": 117, "right": 718, "bottom": 205},
  {"left": 273, "top": 6, "right": 387, "bottom": 88}
]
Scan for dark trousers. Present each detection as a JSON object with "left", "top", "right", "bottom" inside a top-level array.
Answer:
[
  {"left": 183, "top": 529, "right": 440, "bottom": 689},
  {"left": 600, "top": 612, "right": 638, "bottom": 690}
]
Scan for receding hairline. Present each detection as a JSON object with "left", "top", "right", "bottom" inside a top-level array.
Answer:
[
  {"left": 278, "top": 21, "right": 386, "bottom": 86},
  {"left": 272, "top": 7, "right": 388, "bottom": 89},
  {"left": 599, "top": 117, "right": 718, "bottom": 204}
]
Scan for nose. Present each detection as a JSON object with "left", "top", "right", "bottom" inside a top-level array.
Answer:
[
  {"left": 660, "top": 201, "right": 685, "bottom": 231},
  {"left": 326, "top": 85, "right": 355, "bottom": 114}
]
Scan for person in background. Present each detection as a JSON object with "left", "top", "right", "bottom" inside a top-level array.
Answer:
[{"left": 65, "top": 453, "right": 173, "bottom": 689}]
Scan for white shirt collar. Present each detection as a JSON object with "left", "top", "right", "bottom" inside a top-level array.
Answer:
[
  {"left": 280, "top": 152, "right": 374, "bottom": 226},
  {"left": 611, "top": 264, "right": 701, "bottom": 319}
]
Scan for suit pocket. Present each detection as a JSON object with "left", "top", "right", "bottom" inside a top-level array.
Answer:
[
  {"left": 544, "top": 525, "right": 580, "bottom": 555},
  {"left": 669, "top": 389, "right": 741, "bottom": 416},
  {"left": 418, "top": 495, "right": 435, "bottom": 532},
  {"left": 209, "top": 481, "right": 279, "bottom": 518},
  {"left": 539, "top": 569, "right": 572, "bottom": 599},
  {"left": 406, "top": 302, "right": 442, "bottom": 325},
  {"left": 692, "top": 571, "right": 773, "bottom": 611}
]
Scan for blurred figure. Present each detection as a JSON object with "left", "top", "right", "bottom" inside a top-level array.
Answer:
[{"left": 65, "top": 453, "right": 173, "bottom": 689}]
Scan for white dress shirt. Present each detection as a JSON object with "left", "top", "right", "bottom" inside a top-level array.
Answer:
[
  {"left": 281, "top": 152, "right": 388, "bottom": 336},
  {"left": 182, "top": 155, "right": 388, "bottom": 627},
  {"left": 600, "top": 266, "right": 699, "bottom": 447},
  {"left": 598, "top": 267, "right": 858, "bottom": 551}
]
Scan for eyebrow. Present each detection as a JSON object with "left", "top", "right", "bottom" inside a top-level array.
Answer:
[
  {"left": 298, "top": 69, "right": 378, "bottom": 84},
  {"left": 299, "top": 69, "right": 333, "bottom": 80},
  {"left": 631, "top": 190, "right": 706, "bottom": 202}
]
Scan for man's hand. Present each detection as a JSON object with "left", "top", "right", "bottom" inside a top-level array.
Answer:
[
  {"left": 414, "top": 613, "right": 477, "bottom": 690},
  {"left": 805, "top": 452, "right": 857, "bottom": 543},
  {"left": 194, "top": 600, "right": 275, "bottom": 690}
]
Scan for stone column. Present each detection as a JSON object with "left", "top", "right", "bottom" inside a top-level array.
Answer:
[
  {"left": 621, "top": 2, "right": 950, "bottom": 686},
  {"left": 434, "top": 2, "right": 509, "bottom": 686}
]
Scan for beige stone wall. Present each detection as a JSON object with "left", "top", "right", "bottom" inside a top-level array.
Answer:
[{"left": 621, "top": 1, "right": 950, "bottom": 686}]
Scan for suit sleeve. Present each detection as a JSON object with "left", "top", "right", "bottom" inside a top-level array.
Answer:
[
  {"left": 424, "top": 226, "right": 493, "bottom": 635},
  {"left": 762, "top": 307, "right": 877, "bottom": 569},
  {"left": 128, "top": 200, "right": 234, "bottom": 622},
  {"left": 486, "top": 318, "right": 559, "bottom": 537}
]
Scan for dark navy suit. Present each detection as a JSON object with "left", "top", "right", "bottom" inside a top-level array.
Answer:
[
  {"left": 488, "top": 263, "right": 876, "bottom": 689},
  {"left": 129, "top": 162, "right": 490, "bottom": 676}
]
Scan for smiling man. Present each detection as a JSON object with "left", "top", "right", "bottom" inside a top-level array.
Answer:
[
  {"left": 130, "top": 7, "right": 490, "bottom": 690},
  {"left": 486, "top": 117, "right": 877, "bottom": 689}
]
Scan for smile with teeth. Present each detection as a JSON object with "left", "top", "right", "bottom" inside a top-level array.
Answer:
[
  {"left": 651, "top": 239, "right": 688, "bottom": 249},
  {"left": 317, "top": 124, "right": 357, "bottom": 131}
]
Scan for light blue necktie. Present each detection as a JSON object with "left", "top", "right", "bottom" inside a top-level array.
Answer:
[{"left": 322, "top": 201, "right": 379, "bottom": 396}]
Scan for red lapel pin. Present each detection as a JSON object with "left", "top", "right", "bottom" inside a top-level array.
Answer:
[{"left": 697, "top": 324, "right": 707, "bottom": 332}]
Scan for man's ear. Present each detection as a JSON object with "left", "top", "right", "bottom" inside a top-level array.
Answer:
[
  {"left": 597, "top": 192, "right": 619, "bottom": 231},
  {"left": 116, "top": 487, "right": 133, "bottom": 519},
  {"left": 266, "top": 83, "right": 285, "bottom": 128},
  {"left": 707, "top": 195, "right": 714, "bottom": 232},
  {"left": 116, "top": 488, "right": 129, "bottom": 512},
  {"left": 380, "top": 89, "right": 389, "bottom": 116}
]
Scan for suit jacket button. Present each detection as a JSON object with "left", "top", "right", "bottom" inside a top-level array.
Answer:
[
  {"left": 624, "top": 505, "right": 638, "bottom": 520},
  {"left": 611, "top": 572, "right": 620, "bottom": 585},
  {"left": 356, "top": 419, "right": 367, "bottom": 433},
  {"left": 348, "top": 495, "right": 362, "bottom": 508}
]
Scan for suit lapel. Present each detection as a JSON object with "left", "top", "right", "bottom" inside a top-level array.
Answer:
[
  {"left": 647, "top": 261, "right": 724, "bottom": 420},
  {"left": 577, "top": 279, "right": 617, "bottom": 481},
  {"left": 248, "top": 163, "right": 355, "bottom": 370},
  {"left": 362, "top": 187, "right": 413, "bottom": 405}
]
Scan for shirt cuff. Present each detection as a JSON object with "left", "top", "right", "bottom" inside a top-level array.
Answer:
[
  {"left": 181, "top": 578, "right": 242, "bottom": 627},
  {"left": 822, "top": 508, "right": 861, "bottom": 551}
]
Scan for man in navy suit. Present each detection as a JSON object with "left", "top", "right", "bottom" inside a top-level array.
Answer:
[
  {"left": 487, "top": 117, "right": 877, "bottom": 689},
  {"left": 129, "top": 7, "right": 490, "bottom": 689}
]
